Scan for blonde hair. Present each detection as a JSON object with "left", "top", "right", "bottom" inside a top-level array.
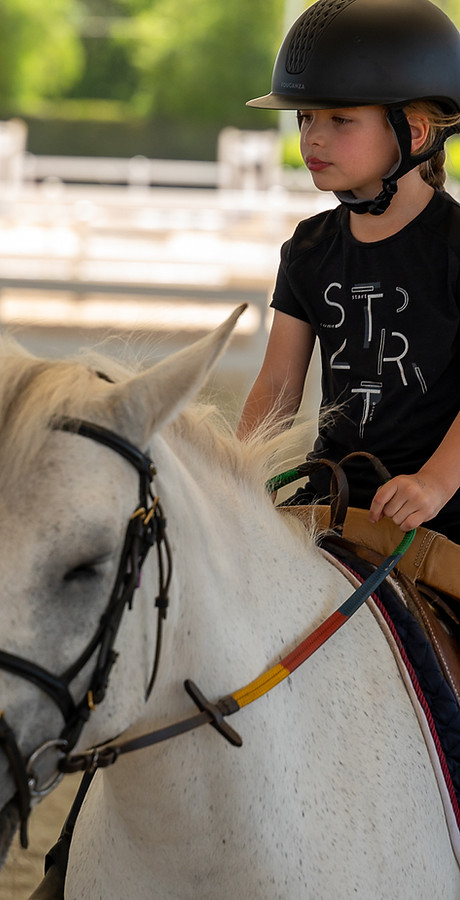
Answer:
[{"left": 403, "top": 100, "right": 460, "bottom": 190}]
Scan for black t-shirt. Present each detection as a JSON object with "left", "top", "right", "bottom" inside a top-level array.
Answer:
[{"left": 272, "top": 190, "right": 460, "bottom": 526}]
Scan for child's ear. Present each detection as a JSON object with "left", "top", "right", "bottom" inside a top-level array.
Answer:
[{"left": 406, "top": 114, "right": 430, "bottom": 154}]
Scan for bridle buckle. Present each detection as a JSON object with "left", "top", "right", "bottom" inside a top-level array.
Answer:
[{"left": 26, "top": 738, "right": 68, "bottom": 798}]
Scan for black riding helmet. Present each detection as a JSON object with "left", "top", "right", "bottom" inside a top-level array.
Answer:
[{"left": 247, "top": 0, "right": 460, "bottom": 215}]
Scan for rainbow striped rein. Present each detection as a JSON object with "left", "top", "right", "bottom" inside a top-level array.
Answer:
[
  {"left": 61, "top": 525, "right": 415, "bottom": 770},
  {"left": 224, "top": 530, "right": 415, "bottom": 714}
]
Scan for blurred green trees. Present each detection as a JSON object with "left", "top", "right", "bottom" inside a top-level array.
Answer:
[
  {"left": 0, "top": 0, "right": 83, "bottom": 110},
  {"left": 0, "top": 0, "right": 285, "bottom": 156},
  {"left": 0, "top": 0, "right": 283, "bottom": 126},
  {"left": 111, "top": 0, "right": 283, "bottom": 127}
]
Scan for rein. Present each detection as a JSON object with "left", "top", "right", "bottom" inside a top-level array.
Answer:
[{"left": 60, "top": 525, "right": 415, "bottom": 776}]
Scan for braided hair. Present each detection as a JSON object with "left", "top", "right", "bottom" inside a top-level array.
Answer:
[{"left": 404, "top": 100, "right": 460, "bottom": 190}]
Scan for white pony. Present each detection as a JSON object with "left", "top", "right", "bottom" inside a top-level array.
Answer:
[{"left": 0, "top": 306, "right": 458, "bottom": 900}]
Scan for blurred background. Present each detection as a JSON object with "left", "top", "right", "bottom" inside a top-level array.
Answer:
[
  {"left": 0, "top": 0, "right": 457, "bottom": 422},
  {"left": 1, "top": 1, "right": 460, "bottom": 896},
  {"left": 0, "top": 0, "right": 458, "bottom": 412},
  {"left": 0, "top": 0, "right": 334, "bottom": 429}
]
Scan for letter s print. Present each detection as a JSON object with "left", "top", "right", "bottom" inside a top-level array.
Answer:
[{"left": 321, "top": 282, "right": 345, "bottom": 329}]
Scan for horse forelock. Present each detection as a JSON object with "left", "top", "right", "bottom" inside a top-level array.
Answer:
[{"left": 0, "top": 339, "right": 132, "bottom": 491}]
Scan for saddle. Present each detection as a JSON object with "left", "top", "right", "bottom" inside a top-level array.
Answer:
[{"left": 279, "top": 504, "right": 460, "bottom": 705}]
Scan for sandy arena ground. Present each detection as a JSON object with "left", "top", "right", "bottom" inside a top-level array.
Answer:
[{"left": 1, "top": 775, "right": 82, "bottom": 898}]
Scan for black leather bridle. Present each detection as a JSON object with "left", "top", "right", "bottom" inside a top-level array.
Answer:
[{"left": 0, "top": 417, "right": 172, "bottom": 849}]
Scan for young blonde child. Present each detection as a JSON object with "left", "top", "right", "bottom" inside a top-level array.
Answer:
[{"left": 237, "top": 0, "right": 460, "bottom": 543}]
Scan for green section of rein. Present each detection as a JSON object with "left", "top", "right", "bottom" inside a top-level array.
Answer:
[
  {"left": 393, "top": 528, "right": 416, "bottom": 556},
  {"left": 266, "top": 467, "right": 302, "bottom": 494}
]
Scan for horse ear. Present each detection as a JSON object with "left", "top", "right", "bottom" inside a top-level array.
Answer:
[{"left": 105, "top": 304, "right": 246, "bottom": 441}]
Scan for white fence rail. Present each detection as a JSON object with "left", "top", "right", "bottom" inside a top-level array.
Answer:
[
  {"left": 23, "top": 155, "right": 220, "bottom": 189},
  {"left": 0, "top": 120, "right": 330, "bottom": 368}
]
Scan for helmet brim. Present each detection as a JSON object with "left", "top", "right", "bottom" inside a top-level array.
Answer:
[
  {"left": 246, "top": 93, "right": 374, "bottom": 110},
  {"left": 246, "top": 93, "right": 301, "bottom": 109}
]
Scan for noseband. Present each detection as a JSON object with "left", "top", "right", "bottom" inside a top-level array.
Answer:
[{"left": 0, "top": 417, "right": 172, "bottom": 848}]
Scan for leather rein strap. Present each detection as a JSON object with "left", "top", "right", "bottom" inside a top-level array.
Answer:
[{"left": 0, "top": 417, "right": 172, "bottom": 848}]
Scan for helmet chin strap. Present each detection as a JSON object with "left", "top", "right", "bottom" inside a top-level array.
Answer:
[
  {"left": 335, "top": 178, "right": 400, "bottom": 217},
  {"left": 334, "top": 106, "right": 450, "bottom": 217}
]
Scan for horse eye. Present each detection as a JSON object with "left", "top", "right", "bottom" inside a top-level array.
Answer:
[{"left": 64, "top": 564, "right": 99, "bottom": 583}]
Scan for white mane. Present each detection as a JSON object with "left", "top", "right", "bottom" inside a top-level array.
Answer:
[{"left": 0, "top": 335, "right": 305, "bottom": 501}]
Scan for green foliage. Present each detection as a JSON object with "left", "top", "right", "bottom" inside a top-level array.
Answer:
[
  {"left": 3, "top": 0, "right": 285, "bottom": 135},
  {"left": 66, "top": 34, "right": 138, "bottom": 102},
  {"left": 282, "top": 130, "right": 303, "bottom": 168},
  {"left": 446, "top": 135, "right": 460, "bottom": 179},
  {"left": 0, "top": 0, "right": 83, "bottom": 111},
  {"left": 111, "top": 0, "right": 283, "bottom": 127}
]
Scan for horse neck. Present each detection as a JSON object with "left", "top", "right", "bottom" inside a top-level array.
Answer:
[
  {"left": 134, "top": 423, "right": 325, "bottom": 721},
  {"left": 66, "top": 426, "right": 355, "bottom": 896}
]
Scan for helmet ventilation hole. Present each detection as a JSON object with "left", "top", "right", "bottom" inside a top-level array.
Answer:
[{"left": 286, "top": 0, "right": 358, "bottom": 75}]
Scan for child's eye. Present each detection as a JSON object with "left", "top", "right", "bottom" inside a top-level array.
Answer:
[
  {"left": 296, "top": 111, "right": 312, "bottom": 131},
  {"left": 333, "top": 116, "right": 352, "bottom": 126}
]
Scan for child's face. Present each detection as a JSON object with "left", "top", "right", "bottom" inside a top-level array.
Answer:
[{"left": 298, "top": 105, "right": 399, "bottom": 200}]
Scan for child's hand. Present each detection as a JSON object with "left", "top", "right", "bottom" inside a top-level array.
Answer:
[{"left": 369, "top": 472, "right": 445, "bottom": 532}]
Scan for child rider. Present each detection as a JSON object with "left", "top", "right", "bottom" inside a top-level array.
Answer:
[{"left": 237, "top": 0, "right": 460, "bottom": 543}]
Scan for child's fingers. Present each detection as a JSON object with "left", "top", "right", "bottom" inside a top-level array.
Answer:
[
  {"left": 369, "top": 481, "right": 398, "bottom": 523},
  {"left": 369, "top": 474, "right": 437, "bottom": 531}
]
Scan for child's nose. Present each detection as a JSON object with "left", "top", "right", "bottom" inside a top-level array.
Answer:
[
  {"left": 306, "top": 120, "right": 325, "bottom": 145},
  {"left": 302, "top": 120, "right": 325, "bottom": 149}
]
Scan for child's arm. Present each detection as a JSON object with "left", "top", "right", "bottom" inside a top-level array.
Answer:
[
  {"left": 236, "top": 310, "right": 315, "bottom": 440},
  {"left": 369, "top": 411, "right": 460, "bottom": 532}
]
